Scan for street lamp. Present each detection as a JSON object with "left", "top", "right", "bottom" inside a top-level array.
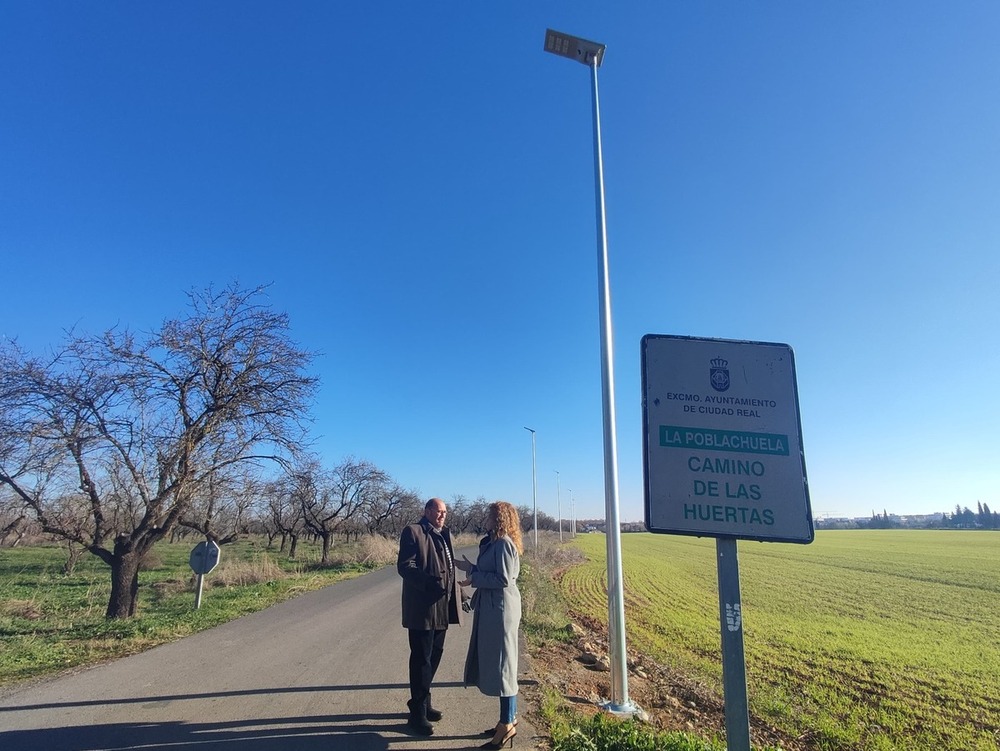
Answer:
[
  {"left": 544, "top": 27, "right": 639, "bottom": 717},
  {"left": 524, "top": 426, "right": 538, "bottom": 551},
  {"left": 554, "top": 470, "right": 562, "bottom": 543}
]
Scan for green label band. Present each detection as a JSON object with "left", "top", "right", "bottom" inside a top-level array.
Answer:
[{"left": 659, "top": 425, "right": 789, "bottom": 456}]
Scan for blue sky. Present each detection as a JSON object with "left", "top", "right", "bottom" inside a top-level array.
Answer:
[{"left": 3, "top": 2, "right": 998, "bottom": 524}]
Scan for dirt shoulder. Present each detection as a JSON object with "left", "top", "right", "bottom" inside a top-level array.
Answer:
[{"left": 520, "top": 612, "right": 810, "bottom": 751}]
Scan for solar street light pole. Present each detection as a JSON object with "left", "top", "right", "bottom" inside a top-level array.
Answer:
[
  {"left": 524, "top": 426, "right": 538, "bottom": 552},
  {"left": 555, "top": 470, "right": 562, "bottom": 543},
  {"left": 543, "top": 28, "right": 639, "bottom": 716}
]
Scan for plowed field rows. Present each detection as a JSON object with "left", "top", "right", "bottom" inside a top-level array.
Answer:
[{"left": 560, "top": 530, "right": 1000, "bottom": 751}]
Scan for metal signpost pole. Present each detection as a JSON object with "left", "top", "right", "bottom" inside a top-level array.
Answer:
[
  {"left": 195, "top": 572, "right": 205, "bottom": 610},
  {"left": 717, "top": 537, "right": 751, "bottom": 750}
]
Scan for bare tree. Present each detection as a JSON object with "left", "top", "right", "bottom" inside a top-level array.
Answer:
[
  {"left": 263, "top": 477, "right": 306, "bottom": 557},
  {"left": 445, "top": 494, "right": 471, "bottom": 532},
  {"left": 180, "top": 464, "right": 262, "bottom": 545},
  {"left": 446, "top": 494, "right": 491, "bottom": 535},
  {"left": 390, "top": 492, "right": 426, "bottom": 537},
  {"left": 0, "top": 284, "right": 317, "bottom": 618},
  {"left": 362, "top": 481, "right": 419, "bottom": 537},
  {"left": 518, "top": 505, "right": 557, "bottom": 533},
  {"left": 298, "top": 456, "right": 388, "bottom": 564},
  {"left": 467, "top": 496, "right": 493, "bottom": 535}
]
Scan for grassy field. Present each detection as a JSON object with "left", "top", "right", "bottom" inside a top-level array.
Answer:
[{"left": 561, "top": 530, "right": 1000, "bottom": 751}]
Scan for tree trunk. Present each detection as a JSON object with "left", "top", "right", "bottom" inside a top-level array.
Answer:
[
  {"left": 106, "top": 541, "right": 142, "bottom": 619},
  {"left": 288, "top": 534, "right": 298, "bottom": 560},
  {"left": 1, "top": 515, "right": 27, "bottom": 547},
  {"left": 320, "top": 531, "right": 331, "bottom": 564},
  {"left": 62, "top": 543, "right": 84, "bottom": 576}
]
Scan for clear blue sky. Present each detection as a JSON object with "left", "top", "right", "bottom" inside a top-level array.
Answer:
[{"left": 3, "top": 3, "right": 998, "bottom": 523}]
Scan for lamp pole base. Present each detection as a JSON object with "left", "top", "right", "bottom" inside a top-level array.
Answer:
[{"left": 598, "top": 699, "right": 649, "bottom": 721}]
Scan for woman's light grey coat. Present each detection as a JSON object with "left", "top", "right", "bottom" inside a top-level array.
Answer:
[{"left": 463, "top": 535, "right": 521, "bottom": 697}]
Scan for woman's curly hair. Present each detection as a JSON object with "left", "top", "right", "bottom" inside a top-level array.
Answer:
[{"left": 490, "top": 501, "right": 524, "bottom": 555}]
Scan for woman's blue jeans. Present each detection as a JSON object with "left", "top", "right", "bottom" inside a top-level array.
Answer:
[{"left": 500, "top": 694, "right": 517, "bottom": 724}]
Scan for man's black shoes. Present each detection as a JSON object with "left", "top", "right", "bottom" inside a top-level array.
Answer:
[
  {"left": 425, "top": 694, "right": 443, "bottom": 722},
  {"left": 406, "top": 715, "right": 434, "bottom": 736},
  {"left": 406, "top": 699, "right": 434, "bottom": 736}
]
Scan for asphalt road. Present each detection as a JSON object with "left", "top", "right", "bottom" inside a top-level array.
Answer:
[{"left": 0, "top": 553, "right": 537, "bottom": 750}]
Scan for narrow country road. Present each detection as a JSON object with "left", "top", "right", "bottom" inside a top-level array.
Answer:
[{"left": 0, "top": 555, "right": 537, "bottom": 750}]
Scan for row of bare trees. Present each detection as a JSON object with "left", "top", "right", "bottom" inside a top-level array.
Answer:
[
  {"left": 262, "top": 457, "right": 418, "bottom": 562},
  {"left": 0, "top": 283, "right": 566, "bottom": 620}
]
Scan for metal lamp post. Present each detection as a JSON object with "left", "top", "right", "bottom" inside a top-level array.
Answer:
[
  {"left": 543, "top": 28, "right": 639, "bottom": 716},
  {"left": 524, "top": 426, "right": 538, "bottom": 551},
  {"left": 555, "top": 470, "right": 562, "bottom": 543}
]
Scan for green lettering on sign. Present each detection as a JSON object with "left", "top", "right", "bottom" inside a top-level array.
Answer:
[{"left": 660, "top": 425, "right": 789, "bottom": 456}]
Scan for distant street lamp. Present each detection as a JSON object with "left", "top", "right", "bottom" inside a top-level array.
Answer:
[
  {"left": 524, "top": 426, "right": 538, "bottom": 551},
  {"left": 555, "top": 470, "right": 562, "bottom": 543},
  {"left": 544, "top": 27, "right": 638, "bottom": 716}
]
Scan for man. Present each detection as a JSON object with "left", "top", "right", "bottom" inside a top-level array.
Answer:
[{"left": 397, "top": 497, "right": 462, "bottom": 736}]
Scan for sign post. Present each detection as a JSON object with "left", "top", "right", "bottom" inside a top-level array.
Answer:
[
  {"left": 189, "top": 540, "right": 221, "bottom": 610},
  {"left": 642, "top": 334, "right": 813, "bottom": 750},
  {"left": 716, "top": 536, "right": 749, "bottom": 750}
]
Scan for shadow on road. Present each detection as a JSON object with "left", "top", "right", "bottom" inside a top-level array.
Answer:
[
  {"left": 0, "top": 710, "right": 490, "bottom": 751},
  {"left": 0, "top": 714, "right": 394, "bottom": 751},
  {"left": 0, "top": 681, "right": 463, "bottom": 713},
  {"left": 0, "top": 682, "right": 502, "bottom": 751}
]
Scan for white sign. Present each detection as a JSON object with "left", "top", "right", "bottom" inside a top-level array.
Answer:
[{"left": 642, "top": 334, "right": 813, "bottom": 543}]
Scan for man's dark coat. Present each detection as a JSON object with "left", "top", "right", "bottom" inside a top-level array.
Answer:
[{"left": 397, "top": 517, "right": 462, "bottom": 630}]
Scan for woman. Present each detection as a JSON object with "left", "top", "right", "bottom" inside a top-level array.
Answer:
[{"left": 456, "top": 501, "right": 523, "bottom": 749}]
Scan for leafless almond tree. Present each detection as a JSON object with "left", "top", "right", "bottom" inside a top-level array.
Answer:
[
  {"left": 180, "top": 463, "right": 263, "bottom": 546},
  {"left": 0, "top": 284, "right": 317, "bottom": 618},
  {"left": 262, "top": 477, "right": 307, "bottom": 556},
  {"left": 297, "top": 456, "right": 388, "bottom": 564},
  {"left": 361, "top": 481, "right": 420, "bottom": 538}
]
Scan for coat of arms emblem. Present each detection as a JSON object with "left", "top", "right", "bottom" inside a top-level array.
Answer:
[{"left": 710, "top": 357, "right": 730, "bottom": 392}]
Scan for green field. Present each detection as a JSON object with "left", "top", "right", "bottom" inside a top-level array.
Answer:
[{"left": 561, "top": 531, "right": 1000, "bottom": 751}]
